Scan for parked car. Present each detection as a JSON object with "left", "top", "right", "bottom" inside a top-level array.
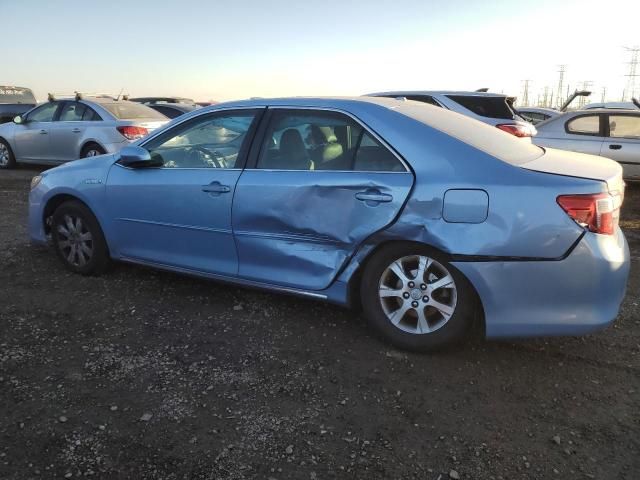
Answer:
[
  {"left": 146, "top": 102, "right": 200, "bottom": 119},
  {"left": 0, "top": 94, "right": 168, "bottom": 169},
  {"left": 0, "top": 86, "right": 37, "bottom": 124},
  {"left": 367, "top": 90, "right": 536, "bottom": 137},
  {"left": 28, "top": 97, "right": 629, "bottom": 351},
  {"left": 533, "top": 109, "right": 640, "bottom": 179},
  {"left": 129, "top": 96, "right": 196, "bottom": 105},
  {"left": 516, "top": 106, "right": 560, "bottom": 125}
]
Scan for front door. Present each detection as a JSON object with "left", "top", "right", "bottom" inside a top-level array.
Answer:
[
  {"left": 601, "top": 113, "right": 640, "bottom": 179},
  {"left": 13, "top": 102, "right": 61, "bottom": 162},
  {"left": 233, "top": 109, "right": 414, "bottom": 290},
  {"left": 105, "top": 108, "right": 263, "bottom": 275}
]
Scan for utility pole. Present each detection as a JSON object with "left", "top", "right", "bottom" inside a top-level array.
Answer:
[
  {"left": 556, "top": 65, "right": 566, "bottom": 109},
  {"left": 623, "top": 46, "right": 639, "bottom": 101},
  {"left": 521, "top": 80, "right": 531, "bottom": 106},
  {"left": 601, "top": 87, "right": 607, "bottom": 103}
]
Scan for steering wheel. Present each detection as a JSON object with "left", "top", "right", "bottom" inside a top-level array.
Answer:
[{"left": 187, "top": 145, "right": 224, "bottom": 168}]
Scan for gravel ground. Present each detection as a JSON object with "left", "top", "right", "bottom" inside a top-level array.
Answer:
[{"left": 0, "top": 166, "right": 638, "bottom": 480}]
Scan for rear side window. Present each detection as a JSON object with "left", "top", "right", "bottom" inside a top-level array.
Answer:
[
  {"left": 566, "top": 115, "right": 601, "bottom": 136},
  {"left": 101, "top": 102, "right": 166, "bottom": 120},
  {"left": 446, "top": 95, "right": 515, "bottom": 119},
  {"left": 256, "top": 110, "right": 405, "bottom": 172},
  {"left": 608, "top": 115, "right": 640, "bottom": 138},
  {"left": 405, "top": 95, "right": 441, "bottom": 107},
  {"left": 152, "top": 105, "right": 181, "bottom": 119}
]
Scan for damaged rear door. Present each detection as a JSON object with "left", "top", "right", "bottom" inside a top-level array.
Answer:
[{"left": 232, "top": 108, "right": 414, "bottom": 290}]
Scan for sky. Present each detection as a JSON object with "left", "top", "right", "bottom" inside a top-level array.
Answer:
[{"left": 3, "top": 0, "right": 639, "bottom": 105}]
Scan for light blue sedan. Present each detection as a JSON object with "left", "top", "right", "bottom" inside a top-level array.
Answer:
[{"left": 28, "top": 97, "right": 630, "bottom": 351}]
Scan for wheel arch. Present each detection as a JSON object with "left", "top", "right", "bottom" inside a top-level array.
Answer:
[
  {"left": 43, "top": 194, "right": 95, "bottom": 236},
  {"left": 346, "top": 239, "right": 486, "bottom": 335},
  {"left": 79, "top": 140, "right": 106, "bottom": 157}
]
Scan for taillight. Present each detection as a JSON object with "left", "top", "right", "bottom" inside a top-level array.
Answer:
[
  {"left": 496, "top": 123, "right": 537, "bottom": 138},
  {"left": 557, "top": 193, "right": 622, "bottom": 235},
  {"left": 117, "top": 125, "right": 148, "bottom": 140}
]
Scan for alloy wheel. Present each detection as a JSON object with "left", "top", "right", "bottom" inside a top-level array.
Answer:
[
  {"left": 56, "top": 214, "right": 94, "bottom": 267},
  {"left": 0, "top": 143, "right": 9, "bottom": 166},
  {"left": 378, "top": 255, "right": 457, "bottom": 334}
]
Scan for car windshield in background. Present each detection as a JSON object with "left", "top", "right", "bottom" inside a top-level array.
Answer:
[
  {"left": 446, "top": 95, "right": 516, "bottom": 119},
  {"left": 0, "top": 87, "right": 36, "bottom": 104},
  {"left": 101, "top": 102, "right": 167, "bottom": 120}
]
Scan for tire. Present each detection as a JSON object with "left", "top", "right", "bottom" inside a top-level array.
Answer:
[
  {"left": 360, "top": 242, "right": 476, "bottom": 351},
  {"left": 80, "top": 143, "right": 106, "bottom": 158},
  {"left": 0, "top": 138, "right": 16, "bottom": 169},
  {"left": 51, "top": 200, "right": 110, "bottom": 275}
]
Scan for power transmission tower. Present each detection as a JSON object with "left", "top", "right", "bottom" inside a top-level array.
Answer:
[
  {"left": 601, "top": 87, "right": 607, "bottom": 103},
  {"left": 623, "top": 46, "right": 639, "bottom": 101},
  {"left": 556, "top": 65, "right": 566, "bottom": 109},
  {"left": 521, "top": 80, "right": 531, "bottom": 106}
]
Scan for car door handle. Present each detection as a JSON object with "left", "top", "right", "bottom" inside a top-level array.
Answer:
[
  {"left": 39, "top": 129, "right": 47, "bottom": 135},
  {"left": 609, "top": 144, "right": 622, "bottom": 150},
  {"left": 71, "top": 128, "right": 82, "bottom": 133},
  {"left": 355, "top": 190, "right": 393, "bottom": 203},
  {"left": 202, "top": 182, "right": 231, "bottom": 195}
]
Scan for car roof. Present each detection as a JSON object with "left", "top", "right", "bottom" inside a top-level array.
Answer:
[
  {"left": 367, "top": 91, "right": 508, "bottom": 98},
  {"left": 516, "top": 107, "right": 558, "bottom": 113},
  {"left": 130, "top": 96, "right": 195, "bottom": 104},
  {"left": 568, "top": 108, "right": 640, "bottom": 114}
]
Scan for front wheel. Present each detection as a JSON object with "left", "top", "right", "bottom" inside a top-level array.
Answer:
[
  {"left": 360, "top": 243, "right": 477, "bottom": 351},
  {"left": 51, "top": 201, "right": 110, "bottom": 275}
]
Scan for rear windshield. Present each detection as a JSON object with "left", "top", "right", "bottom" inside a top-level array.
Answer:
[
  {"left": 394, "top": 101, "right": 543, "bottom": 165},
  {"left": 101, "top": 102, "right": 167, "bottom": 120},
  {"left": 446, "top": 95, "right": 515, "bottom": 119},
  {"left": 0, "top": 86, "right": 36, "bottom": 104}
]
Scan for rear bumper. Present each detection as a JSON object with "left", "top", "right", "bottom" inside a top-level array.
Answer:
[{"left": 453, "top": 229, "right": 630, "bottom": 338}]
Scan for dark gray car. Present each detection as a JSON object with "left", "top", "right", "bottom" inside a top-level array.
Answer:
[{"left": 0, "top": 86, "right": 37, "bottom": 124}]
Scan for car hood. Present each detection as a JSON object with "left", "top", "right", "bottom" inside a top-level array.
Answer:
[{"left": 521, "top": 147, "right": 624, "bottom": 192}]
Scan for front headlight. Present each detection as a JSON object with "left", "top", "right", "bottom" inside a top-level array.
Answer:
[{"left": 30, "top": 175, "right": 43, "bottom": 190}]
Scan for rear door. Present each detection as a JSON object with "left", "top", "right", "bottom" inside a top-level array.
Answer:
[
  {"left": 601, "top": 113, "right": 640, "bottom": 178},
  {"left": 13, "top": 102, "right": 61, "bottom": 161},
  {"left": 538, "top": 113, "right": 606, "bottom": 156},
  {"left": 232, "top": 108, "right": 414, "bottom": 291},
  {"left": 49, "top": 101, "right": 99, "bottom": 161}
]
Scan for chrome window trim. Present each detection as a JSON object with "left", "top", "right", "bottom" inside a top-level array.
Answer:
[{"left": 261, "top": 105, "right": 412, "bottom": 173}]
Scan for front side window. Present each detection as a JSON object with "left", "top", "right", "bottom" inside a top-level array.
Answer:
[
  {"left": 256, "top": 110, "right": 405, "bottom": 172},
  {"left": 27, "top": 103, "right": 59, "bottom": 122},
  {"left": 609, "top": 115, "right": 640, "bottom": 138},
  {"left": 143, "top": 111, "right": 257, "bottom": 168},
  {"left": 59, "top": 102, "right": 87, "bottom": 121},
  {"left": 566, "top": 115, "right": 601, "bottom": 136}
]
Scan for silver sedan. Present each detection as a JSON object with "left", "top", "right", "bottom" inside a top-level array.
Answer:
[
  {"left": 533, "top": 109, "right": 640, "bottom": 179},
  {"left": 0, "top": 95, "right": 168, "bottom": 169}
]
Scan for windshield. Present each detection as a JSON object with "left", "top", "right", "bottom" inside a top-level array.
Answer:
[
  {"left": 102, "top": 102, "right": 167, "bottom": 120},
  {"left": 395, "top": 101, "right": 544, "bottom": 165},
  {"left": 0, "top": 86, "right": 36, "bottom": 104}
]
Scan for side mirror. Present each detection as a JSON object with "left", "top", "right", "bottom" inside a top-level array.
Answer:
[
  {"left": 118, "top": 145, "right": 161, "bottom": 168},
  {"left": 13, "top": 115, "right": 24, "bottom": 124}
]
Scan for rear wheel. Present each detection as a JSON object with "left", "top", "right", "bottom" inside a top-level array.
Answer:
[
  {"left": 80, "top": 143, "right": 105, "bottom": 158},
  {"left": 360, "top": 243, "right": 476, "bottom": 351},
  {"left": 51, "top": 201, "right": 110, "bottom": 275},
  {"left": 0, "top": 139, "right": 16, "bottom": 169}
]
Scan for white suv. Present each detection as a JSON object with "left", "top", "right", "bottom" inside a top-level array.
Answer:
[{"left": 367, "top": 91, "right": 536, "bottom": 138}]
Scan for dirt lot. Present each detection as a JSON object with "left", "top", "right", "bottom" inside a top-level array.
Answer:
[{"left": 0, "top": 166, "right": 638, "bottom": 480}]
